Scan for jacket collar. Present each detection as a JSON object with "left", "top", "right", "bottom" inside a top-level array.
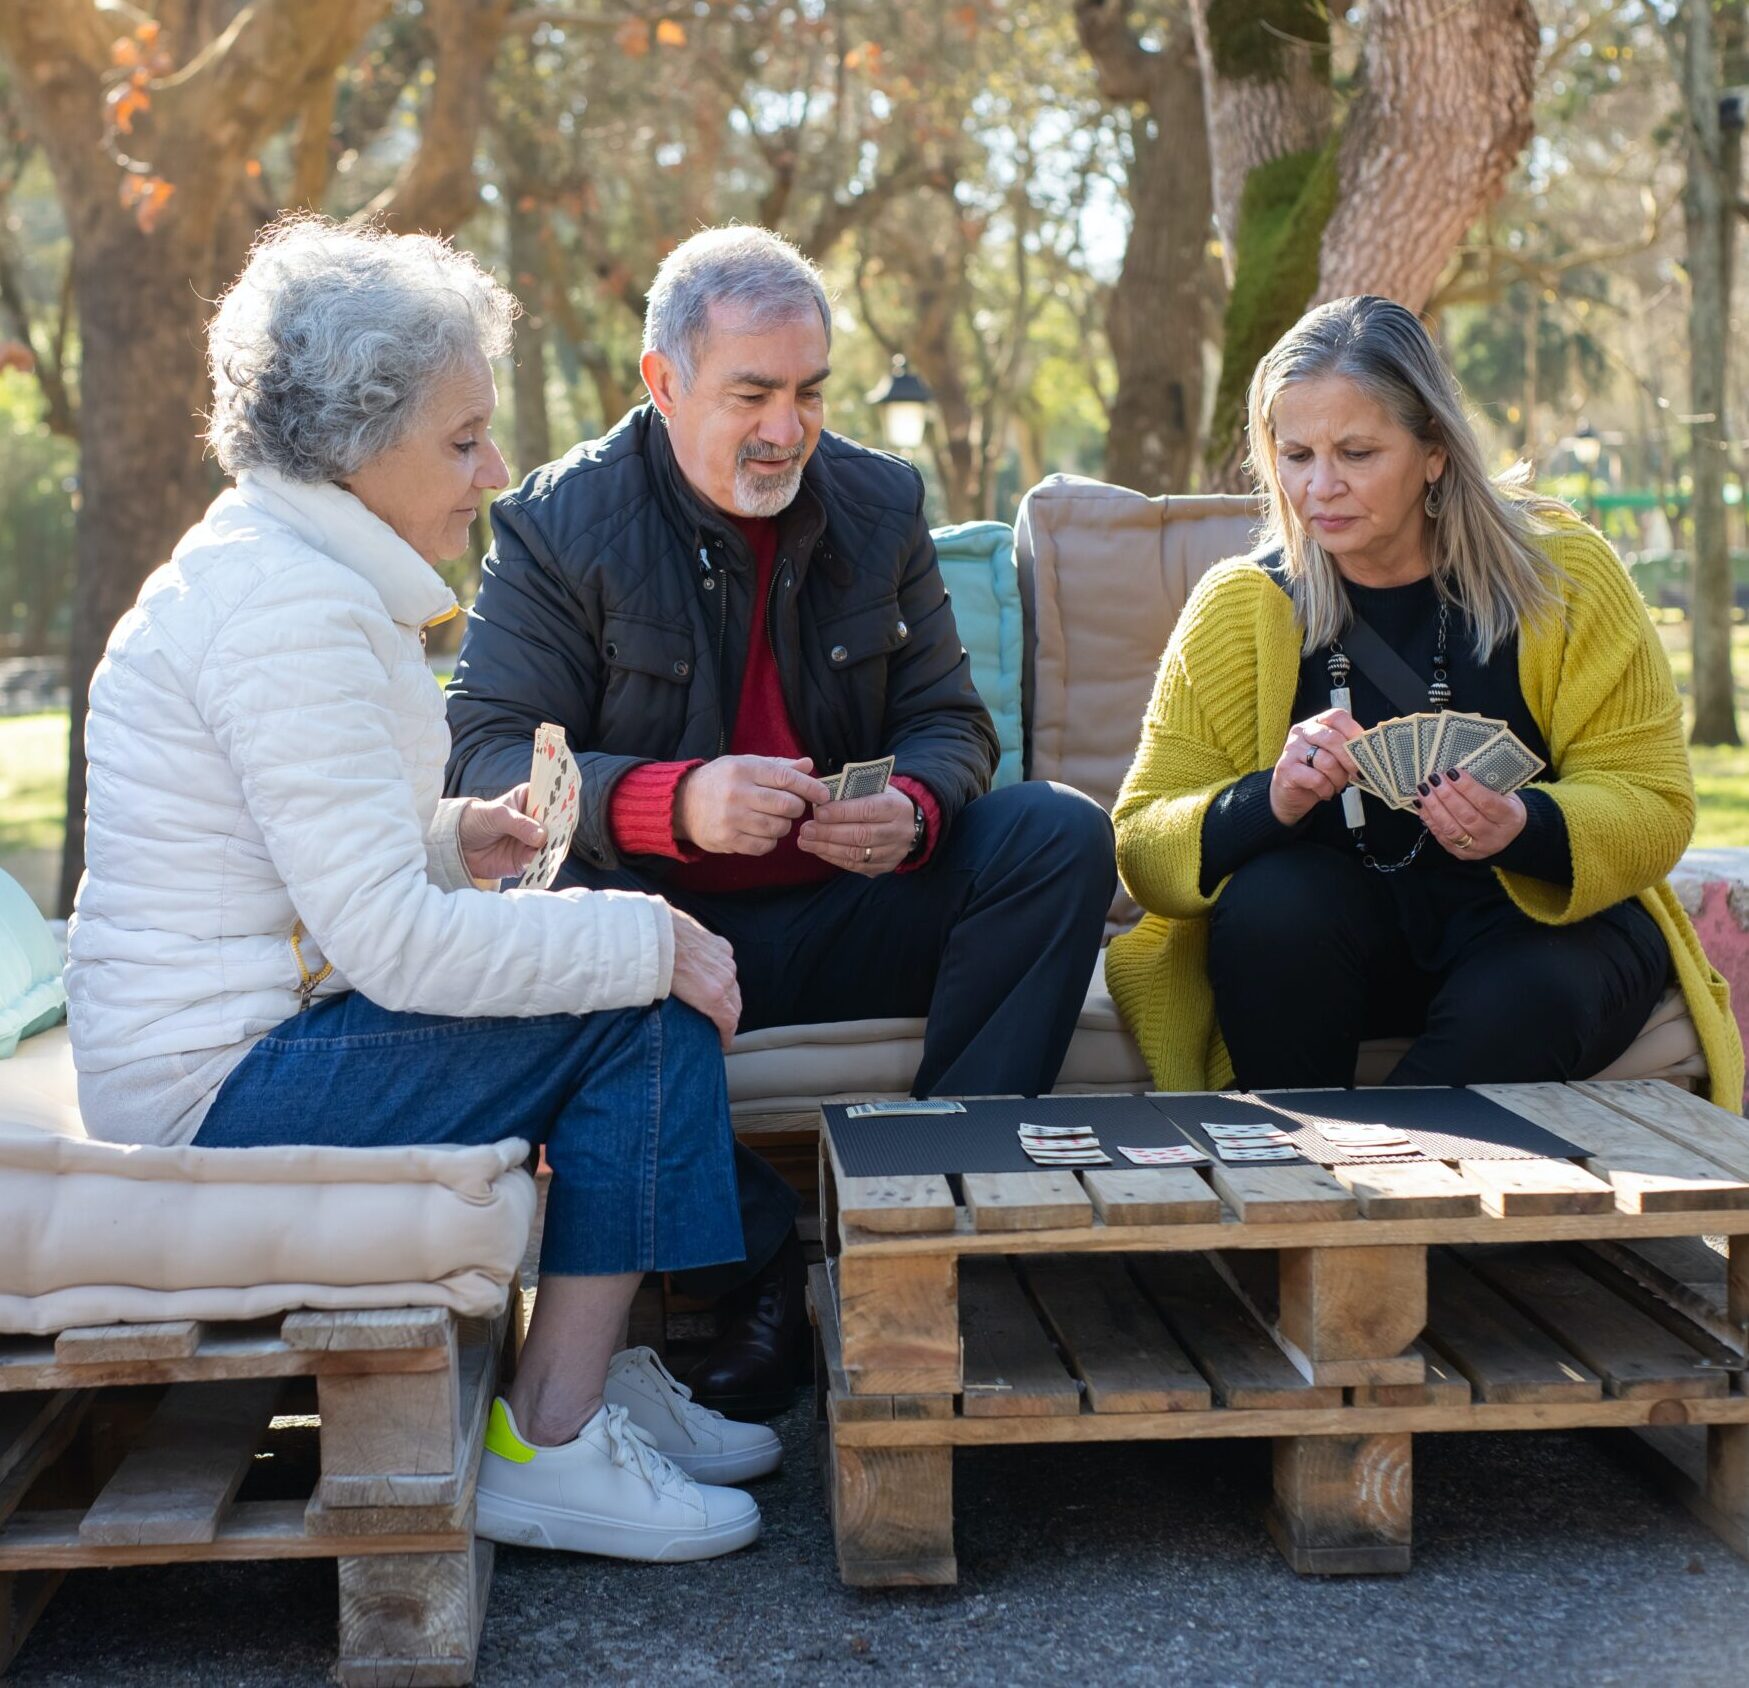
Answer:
[
  {"left": 230, "top": 468, "right": 459, "bottom": 631},
  {"left": 640, "top": 406, "right": 841, "bottom": 584}
]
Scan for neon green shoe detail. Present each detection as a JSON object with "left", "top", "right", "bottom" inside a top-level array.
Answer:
[{"left": 485, "top": 1397, "right": 535, "bottom": 1464}]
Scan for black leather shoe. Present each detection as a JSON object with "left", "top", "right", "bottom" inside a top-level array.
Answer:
[{"left": 685, "top": 1229, "right": 810, "bottom": 1418}]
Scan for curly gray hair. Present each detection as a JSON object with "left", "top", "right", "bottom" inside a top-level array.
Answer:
[
  {"left": 206, "top": 214, "right": 518, "bottom": 483},
  {"left": 643, "top": 225, "right": 831, "bottom": 389}
]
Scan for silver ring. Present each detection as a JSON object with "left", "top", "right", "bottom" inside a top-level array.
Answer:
[
  {"left": 1304, "top": 747, "right": 1319, "bottom": 767},
  {"left": 863, "top": 846, "right": 872, "bottom": 864}
]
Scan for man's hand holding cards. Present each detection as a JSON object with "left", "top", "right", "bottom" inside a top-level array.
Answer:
[{"left": 796, "top": 754, "right": 917, "bottom": 877}]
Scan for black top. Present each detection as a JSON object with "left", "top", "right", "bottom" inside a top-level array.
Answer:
[{"left": 1199, "top": 570, "right": 1663, "bottom": 975}]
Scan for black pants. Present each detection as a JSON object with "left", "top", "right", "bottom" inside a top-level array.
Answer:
[
  {"left": 1206, "top": 843, "right": 1670, "bottom": 1091},
  {"left": 564, "top": 781, "right": 1116, "bottom": 1294}
]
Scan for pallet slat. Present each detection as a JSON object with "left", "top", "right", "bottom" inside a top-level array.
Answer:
[
  {"left": 281, "top": 1309, "right": 451, "bottom": 1353},
  {"left": 958, "top": 1260, "right": 1081, "bottom": 1418},
  {"left": 1332, "top": 1161, "right": 1482, "bottom": 1220},
  {"left": 1455, "top": 1158, "right": 1616, "bottom": 1217},
  {"left": 961, "top": 1171, "right": 1092, "bottom": 1232},
  {"left": 1207, "top": 1162, "right": 1358, "bottom": 1224},
  {"left": 1578, "top": 1079, "right": 1749, "bottom": 1185},
  {"left": 1463, "top": 1246, "right": 1726, "bottom": 1400},
  {"left": 1128, "top": 1253, "right": 1341, "bottom": 1410},
  {"left": 1480, "top": 1084, "right": 1749, "bottom": 1214},
  {"left": 1423, "top": 1250, "right": 1602, "bottom": 1403},
  {"left": 1024, "top": 1256, "right": 1211, "bottom": 1413},
  {"left": 1082, "top": 1167, "right": 1222, "bottom": 1226},
  {"left": 80, "top": 1378, "right": 283, "bottom": 1546},
  {"left": 54, "top": 1322, "right": 202, "bottom": 1363}
]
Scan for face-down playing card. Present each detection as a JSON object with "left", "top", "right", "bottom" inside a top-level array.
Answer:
[{"left": 518, "top": 723, "right": 581, "bottom": 891}]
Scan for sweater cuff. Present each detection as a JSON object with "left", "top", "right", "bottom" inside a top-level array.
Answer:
[
  {"left": 1492, "top": 786, "right": 1573, "bottom": 886},
  {"left": 425, "top": 798, "right": 479, "bottom": 893},
  {"left": 1198, "top": 769, "right": 1300, "bottom": 896},
  {"left": 891, "top": 775, "right": 942, "bottom": 873},
  {"left": 609, "top": 760, "right": 705, "bottom": 861}
]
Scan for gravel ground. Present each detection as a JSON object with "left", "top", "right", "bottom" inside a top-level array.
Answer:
[{"left": 8, "top": 1402, "right": 1749, "bottom": 1687}]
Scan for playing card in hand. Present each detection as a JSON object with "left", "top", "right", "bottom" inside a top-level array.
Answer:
[
  {"left": 832, "top": 755, "right": 896, "bottom": 803},
  {"left": 517, "top": 723, "right": 581, "bottom": 890},
  {"left": 1428, "top": 711, "right": 1504, "bottom": 779},
  {"left": 1458, "top": 728, "right": 1545, "bottom": 795}
]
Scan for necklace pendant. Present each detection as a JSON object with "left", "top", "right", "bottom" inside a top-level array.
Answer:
[
  {"left": 1326, "top": 649, "right": 1351, "bottom": 688},
  {"left": 1428, "top": 674, "right": 1452, "bottom": 708}
]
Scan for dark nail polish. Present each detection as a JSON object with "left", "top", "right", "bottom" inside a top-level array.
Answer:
[
  {"left": 1411, "top": 799, "right": 1422, "bottom": 810},
  {"left": 1446, "top": 768, "right": 1460, "bottom": 782},
  {"left": 1416, "top": 781, "right": 1429, "bottom": 796},
  {"left": 1427, "top": 773, "right": 1441, "bottom": 788}
]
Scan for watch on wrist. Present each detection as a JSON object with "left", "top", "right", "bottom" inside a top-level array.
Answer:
[{"left": 905, "top": 794, "right": 927, "bottom": 862}]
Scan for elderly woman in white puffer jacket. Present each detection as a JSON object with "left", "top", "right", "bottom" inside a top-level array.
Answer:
[{"left": 66, "top": 215, "right": 774, "bottom": 1564}]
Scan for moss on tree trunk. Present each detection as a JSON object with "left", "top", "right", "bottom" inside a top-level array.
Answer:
[{"left": 1204, "top": 137, "right": 1339, "bottom": 477}]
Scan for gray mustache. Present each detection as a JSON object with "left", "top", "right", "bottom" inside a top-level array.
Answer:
[{"left": 738, "top": 445, "right": 804, "bottom": 465}]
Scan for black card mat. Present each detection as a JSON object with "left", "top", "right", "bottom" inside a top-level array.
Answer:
[
  {"left": 823, "top": 1095, "right": 1184, "bottom": 1178},
  {"left": 822, "top": 1089, "right": 1587, "bottom": 1178},
  {"left": 1241, "top": 1088, "right": 1585, "bottom": 1164}
]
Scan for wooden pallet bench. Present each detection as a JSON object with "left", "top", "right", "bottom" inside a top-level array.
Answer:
[
  {"left": 811, "top": 1078, "right": 1749, "bottom": 1586},
  {"left": 0, "top": 1303, "right": 513, "bottom": 1685}
]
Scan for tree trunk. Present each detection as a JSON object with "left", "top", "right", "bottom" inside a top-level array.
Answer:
[
  {"left": 1076, "top": 2, "right": 1213, "bottom": 495},
  {"left": 1683, "top": 0, "right": 1742, "bottom": 746},
  {"left": 506, "top": 191, "right": 553, "bottom": 478},
  {"left": 1192, "top": 0, "right": 1537, "bottom": 488},
  {"left": 1311, "top": 0, "right": 1539, "bottom": 308}
]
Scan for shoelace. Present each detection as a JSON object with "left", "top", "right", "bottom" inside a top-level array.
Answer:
[
  {"left": 599, "top": 1404, "right": 693, "bottom": 1502},
  {"left": 622, "top": 1346, "right": 727, "bottom": 1426}
]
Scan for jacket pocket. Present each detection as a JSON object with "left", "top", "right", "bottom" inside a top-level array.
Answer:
[
  {"left": 601, "top": 616, "right": 697, "bottom": 684},
  {"left": 817, "top": 598, "right": 911, "bottom": 671}
]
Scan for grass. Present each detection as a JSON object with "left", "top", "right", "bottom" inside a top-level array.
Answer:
[{"left": 4, "top": 628, "right": 1748, "bottom": 913}]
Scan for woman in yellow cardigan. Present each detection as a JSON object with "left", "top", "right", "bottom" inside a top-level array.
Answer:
[{"left": 1106, "top": 296, "right": 1743, "bottom": 1108}]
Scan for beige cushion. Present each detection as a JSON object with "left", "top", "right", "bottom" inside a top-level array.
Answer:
[
  {"left": 1014, "top": 476, "right": 1262, "bottom": 813},
  {"left": 727, "top": 957, "right": 1703, "bottom": 1118},
  {"left": 0, "top": 1026, "right": 535, "bottom": 1336}
]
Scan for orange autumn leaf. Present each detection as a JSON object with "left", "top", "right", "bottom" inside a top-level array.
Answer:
[
  {"left": 108, "top": 81, "right": 150, "bottom": 134},
  {"left": 656, "top": 19, "right": 687, "bottom": 46},
  {"left": 134, "top": 20, "right": 161, "bottom": 47},
  {"left": 615, "top": 18, "right": 651, "bottom": 55},
  {"left": 244, "top": 158, "right": 262, "bottom": 178},
  {"left": 110, "top": 36, "right": 141, "bottom": 68},
  {"left": 120, "top": 173, "right": 175, "bottom": 233}
]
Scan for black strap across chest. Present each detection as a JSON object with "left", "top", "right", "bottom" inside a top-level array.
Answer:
[{"left": 1259, "top": 550, "right": 1428, "bottom": 715}]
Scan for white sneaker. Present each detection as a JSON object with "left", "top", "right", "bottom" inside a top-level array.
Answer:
[
  {"left": 605, "top": 1346, "right": 784, "bottom": 1485},
  {"left": 475, "top": 1398, "right": 760, "bottom": 1561}
]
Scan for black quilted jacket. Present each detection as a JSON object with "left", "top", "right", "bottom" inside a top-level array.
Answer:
[{"left": 444, "top": 406, "right": 998, "bottom": 875}]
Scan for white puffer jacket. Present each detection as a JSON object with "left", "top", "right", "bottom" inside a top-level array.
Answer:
[{"left": 67, "top": 469, "right": 674, "bottom": 1101}]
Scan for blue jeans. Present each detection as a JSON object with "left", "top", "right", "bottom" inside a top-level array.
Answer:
[{"left": 195, "top": 992, "right": 744, "bottom": 1279}]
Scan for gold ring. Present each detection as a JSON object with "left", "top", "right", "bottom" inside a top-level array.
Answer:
[{"left": 1455, "top": 832, "right": 1474, "bottom": 849}]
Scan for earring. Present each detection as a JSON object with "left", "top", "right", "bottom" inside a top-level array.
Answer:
[{"left": 1424, "top": 479, "right": 1445, "bottom": 519}]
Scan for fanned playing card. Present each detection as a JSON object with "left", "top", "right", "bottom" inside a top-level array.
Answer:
[
  {"left": 518, "top": 723, "right": 581, "bottom": 890},
  {"left": 1459, "top": 729, "right": 1545, "bottom": 794},
  {"left": 1428, "top": 711, "right": 1504, "bottom": 779}
]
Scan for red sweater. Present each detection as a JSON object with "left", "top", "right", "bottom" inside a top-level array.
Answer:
[{"left": 608, "top": 514, "right": 939, "bottom": 892}]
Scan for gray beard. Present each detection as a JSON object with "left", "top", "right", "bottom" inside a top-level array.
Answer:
[{"left": 732, "top": 460, "right": 803, "bottom": 517}]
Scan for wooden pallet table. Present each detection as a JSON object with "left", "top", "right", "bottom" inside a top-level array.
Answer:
[
  {"left": 0, "top": 1303, "right": 514, "bottom": 1685},
  {"left": 811, "top": 1079, "right": 1749, "bottom": 1586}
]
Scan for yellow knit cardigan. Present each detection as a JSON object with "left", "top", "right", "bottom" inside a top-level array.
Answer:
[{"left": 1104, "top": 519, "right": 1745, "bottom": 1110}]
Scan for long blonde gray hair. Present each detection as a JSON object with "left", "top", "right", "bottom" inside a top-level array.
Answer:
[{"left": 1246, "top": 296, "right": 1569, "bottom": 658}]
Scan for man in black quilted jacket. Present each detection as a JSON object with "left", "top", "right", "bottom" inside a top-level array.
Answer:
[{"left": 446, "top": 226, "right": 1114, "bottom": 1416}]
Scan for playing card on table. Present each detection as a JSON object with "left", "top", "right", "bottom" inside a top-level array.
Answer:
[
  {"left": 1024, "top": 1146, "right": 1111, "bottom": 1165},
  {"left": 518, "top": 723, "right": 581, "bottom": 890},
  {"left": 1019, "top": 1133, "right": 1103, "bottom": 1151},
  {"left": 845, "top": 1100, "right": 966, "bottom": 1118},
  {"left": 1204, "top": 1122, "right": 1288, "bottom": 1141},
  {"left": 1321, "top": 1124, "right": 1411, "bottom": 1145},
  {"left": 1018, "top": 1122, "right": 1097, "bottom": 1139},
  {"left": 1118, "top": 1144, "right": 1209, "bottom": 1167},
  {"left": 833, "top": 755, "right": 896, "bottom": 803},
  {"left": 1428, "top": 711, "right": 1504, "bottom": 778},
  {"left": 1218, "top": 1145, "right": 1301, "bottom": 1162},
  {"left": 1458, "top": 728, "right": 1545, "bottom": 795}
]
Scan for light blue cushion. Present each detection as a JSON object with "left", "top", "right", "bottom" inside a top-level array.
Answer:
[
  {"left": 0, "top": 869, "right": 65, "bottom": 1059},
  {"left": 931, "top": 519, "right": 1024, "bottom": 788}
]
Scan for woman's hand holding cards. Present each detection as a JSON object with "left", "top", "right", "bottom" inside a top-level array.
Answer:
[
  {"left": 458, "top": 783, "right": 547, "bottom": 880},
  {"left": 1269, "top": 707, "right": 1366, "bottom": 825},
  {"left": 1414, "top": 767, "right": 1526, "bottom": 860}
]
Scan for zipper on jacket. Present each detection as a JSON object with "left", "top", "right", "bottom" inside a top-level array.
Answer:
[
  {"left": 289, "top": 920, "right": 332, "bottom": 1013},
  {"left": 700, "top": 541, "right": 729, "bottom": 755}
]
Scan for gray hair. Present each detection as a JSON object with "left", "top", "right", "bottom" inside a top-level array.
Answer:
[
  {"left": 643, "top": 225, "right": 831, "bottom": 389},
  {"left": 206, "top": 214, "right": 518, "bottom": 483},
  {"left": 1246, "top": 295, "right": 1569, "bottom": 659}
]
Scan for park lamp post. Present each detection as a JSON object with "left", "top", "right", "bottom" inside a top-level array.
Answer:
[
  {"left": 1572, "top": 423, "right": 1601, "bottom": 524},
  {"left": 867, "top": 355, "right": 932, "bottom": 453}
]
